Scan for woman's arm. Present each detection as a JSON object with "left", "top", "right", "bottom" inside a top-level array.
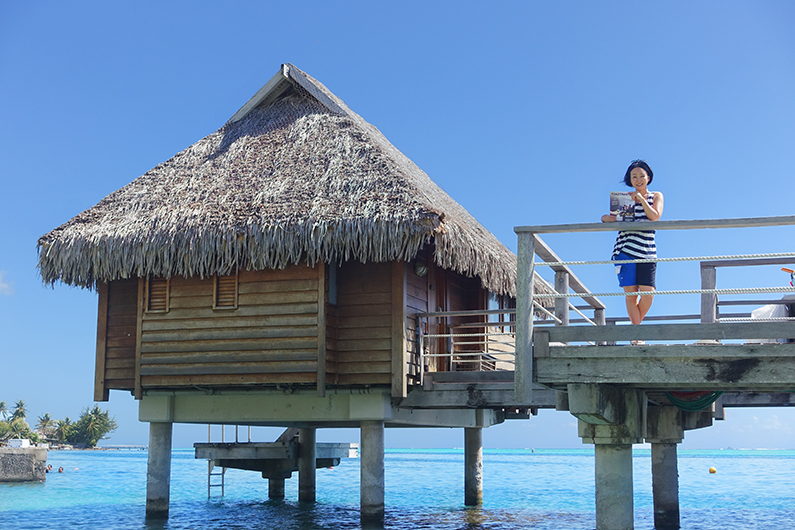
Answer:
[
  {"left": 601, "top": 213, "right": 617, "bottom": 223},
  {"left": 633, "top": 191, "right": 664, "bottom": 221}
]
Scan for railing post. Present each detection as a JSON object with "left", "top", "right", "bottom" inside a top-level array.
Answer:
[
  {"left": 515, "top": 232, "right": 536, "bottom": 405},
  {"left": 417, "top": 315, "right": 425, "bottom": 387},
  {"left": 595, "top": 308, "right": 606, "bottom": 346},
  {"left": 554, "top": 270, "right": 570, "bottom": 407},
  {"left": 555, "top": 270, "right": 570, "bottom": 341},
  {"left": 701, "top": 265, "right": 717, "bottom": 323}
]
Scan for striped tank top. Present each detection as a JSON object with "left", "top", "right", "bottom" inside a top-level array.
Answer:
[{"left": 612, "top": 192, "right": 657, "bottom": 259}]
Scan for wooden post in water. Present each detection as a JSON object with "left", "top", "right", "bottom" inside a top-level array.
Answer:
[
  {"left": 146, "top": 422, "right": 173, "bottom": 518},
  {"left": 360, "top": 420, "right": 385, "bottom": 524},
  {"left": 464, "top": 427, "right": 483, "bottom": 506},
  {"left": 298, "top": 428, "right": 317, "bottom": 503}
]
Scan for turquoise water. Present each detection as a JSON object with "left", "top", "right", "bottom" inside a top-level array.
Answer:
[{"left": 2, "top": 448, "right": 794, "bottom": 529}]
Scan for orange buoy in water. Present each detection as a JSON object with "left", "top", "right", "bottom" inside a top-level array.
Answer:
[{"left": 709, "top": 467, "right": 717, "bottom": 474}]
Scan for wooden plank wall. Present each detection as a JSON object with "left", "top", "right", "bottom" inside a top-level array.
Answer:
[
  {"left": 325, "top": 304, "right": 339, "bottom": 385},
  {"left": 333, "top": 261, "right": 393, "bottom": 385},
  {"left": 138, "top": 266, "right": 319, "bottom": 389},
  {"left": 96, "top": 279, "right": 138, "bottom": 398}
]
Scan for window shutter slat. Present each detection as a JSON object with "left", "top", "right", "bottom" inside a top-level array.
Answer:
[
  {"left": 147, "top": 278, "right": 169, "bottom": 312},
  {"left": 214, "top": 274, "right": 238, "bottom": 309}
]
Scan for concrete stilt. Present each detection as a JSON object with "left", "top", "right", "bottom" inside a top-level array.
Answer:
[
  {"left": 568, "top": 385, "right": 646, "bottom": 530},
  {"left": 651, "top": 442, "right": 680, "bottom": 530},
  {"left": 464, "top": 427, "right": 483, "bottom": 506},
  {"left": 360, "top": 420, "right": 385, "bottom": 524},
  {"left": 594, "top": 444, "right": 634, "bottom": 530},
  {"left": 146, "top": 422, "right": 173, "bottom": 518},
  {"left": 269, "top": 478, "right": 286, "bottom": 499},
  {"left": 646, "top": 406, "right": 686, "bottom": 530},
  {"left": 298, "top": 427, "right": 317, "bottom": 503}
]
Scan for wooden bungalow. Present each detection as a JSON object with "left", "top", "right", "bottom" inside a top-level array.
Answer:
[{"left": 38, "top": 63, "right": 553, "bottom": 518}]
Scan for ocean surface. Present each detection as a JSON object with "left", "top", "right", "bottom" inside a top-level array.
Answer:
[{"left": 1, "top": 448, "right": 794, "bottom": 529}]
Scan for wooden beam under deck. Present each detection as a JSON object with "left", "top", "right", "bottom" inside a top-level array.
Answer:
[{"left": 536, "top": 343, "right": 795, "bottom": 392}]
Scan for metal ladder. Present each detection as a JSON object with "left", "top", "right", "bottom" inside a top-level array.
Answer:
[
  {"left": 207, "top": 460, "right": 225, "bottom": 498},
  {"left": 205, "top": 424, "right": 252, "bottom": 498},
  {"left": 206, "top": 424, "right": 228, "bottom": 498}
]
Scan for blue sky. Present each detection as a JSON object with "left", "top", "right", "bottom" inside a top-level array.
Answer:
[{"left": 1, "top": 1, "right": 794, "bottom": 449}]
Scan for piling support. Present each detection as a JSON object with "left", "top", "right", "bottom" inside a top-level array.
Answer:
[
  {"left": 146, "top": 422, "right": 173, "bottom": 518},
  {"left": 646, "top": 406, "right": 685, "bottom": 530},
  {"left": 269, "top": 478, "right": 286, "bottom": 499},
  {"left": 360, "top": 420, "right": 385, "bottom": 524},
  {"left": 570, "top": 384, "right": 646, "bottom": 530},
  {"left": 298, "top": 427, "right": 317, "bottom": 503},
  {"left": 651, "top": 443, "right": 680, "bottom": 530},
  {"left": 594, "top": 444, "right": 634, "bottom": 530},
  {"left": 464, "top": 427, "right": 483, "bottom": 506}
]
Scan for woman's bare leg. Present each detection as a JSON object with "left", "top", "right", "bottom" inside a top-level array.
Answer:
[
  {"left": 637, "top": 285, "right": 655, "bottom": 322},
  {"left": 623, "top": 286, "right": 642, "bottom": 325}
]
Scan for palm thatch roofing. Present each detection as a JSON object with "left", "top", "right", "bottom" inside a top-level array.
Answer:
[{"left": 38, "top": 63, "right": 552, "bottom": 300}]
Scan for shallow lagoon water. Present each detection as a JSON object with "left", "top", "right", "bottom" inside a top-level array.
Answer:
[{"left": 2, "top": 448, "right": 794, "bottom": 529}]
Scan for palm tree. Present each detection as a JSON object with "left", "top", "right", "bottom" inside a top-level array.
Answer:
[
  {"left": 0, "top": 401, "right": 7, "bottom": 421},
  {"left": 9, "top": 418, "right": 29, "bottom": 439},
  {"left": 11, "top": 400, "right": 27, "bottom": 421},
  {"left": 54, "top": 418, "right": 72, "bottom": 444},
  {"left": 36, "top": 412, "right": 55, "bottom": 438}
]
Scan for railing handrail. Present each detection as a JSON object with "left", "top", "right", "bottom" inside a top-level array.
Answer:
[
  {"left": 515, "top": 215, "right": 795, "bottom": 234},
  {"left": 417, "top": 308, "right": 516, "bottom": 318},
  {"left": 533, "top": 321, "right": 795, "bottom": 343},
  {"left": 534, "top": 234, "right": 606, "bottom": 310}
]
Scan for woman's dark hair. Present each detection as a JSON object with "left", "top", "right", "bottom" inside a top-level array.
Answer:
[{"left": 623, "top": 159, "right": 653, "bottom": 186}]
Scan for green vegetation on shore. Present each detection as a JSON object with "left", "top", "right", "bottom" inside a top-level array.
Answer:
[{"left": 0, "top": 400, "right": 118, "bottom": 448}]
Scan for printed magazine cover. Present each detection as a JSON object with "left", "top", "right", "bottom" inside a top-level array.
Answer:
[{"left": 610, "top": 191, "right": 635, "bottom": 221}]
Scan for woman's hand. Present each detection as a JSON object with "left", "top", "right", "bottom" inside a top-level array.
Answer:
[
  {"left": 631, "top": 191, "right": 645, "bottom": 203},
  {"left": 601, "top": 214, "right": 617, "bottom": 223}
]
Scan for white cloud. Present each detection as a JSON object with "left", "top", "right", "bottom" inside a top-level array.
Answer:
[{"left": 0, "top": 271, "right": 13, "bottom": 295}]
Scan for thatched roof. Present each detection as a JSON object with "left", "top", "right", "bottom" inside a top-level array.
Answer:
[{"left": 38, "top": 63, "right": 551, "bottom": 299}]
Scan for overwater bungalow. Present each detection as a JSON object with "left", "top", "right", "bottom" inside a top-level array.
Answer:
[{"left": 38, "top": 63, "right": 554, "bottom": 521}]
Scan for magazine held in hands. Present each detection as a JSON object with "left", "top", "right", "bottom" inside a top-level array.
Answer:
[{"left": 610, "top": 191, "right": 637, "bottom": 221}]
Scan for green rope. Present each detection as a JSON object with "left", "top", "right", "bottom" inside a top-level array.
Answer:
[{"left": 664, "top": 391, "right": 725, "bottom": 412}]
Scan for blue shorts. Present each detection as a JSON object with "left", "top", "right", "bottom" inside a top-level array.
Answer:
[{"left": 614, "top": 252, "right": 656, "bottom": 288}]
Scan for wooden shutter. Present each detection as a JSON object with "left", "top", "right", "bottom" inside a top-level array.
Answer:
[
  {"left": 214, "top": 272, "right": 238, "bottom": 309},
  {"left": 146, "top": 277, "right": 169, "bottom": 313}
]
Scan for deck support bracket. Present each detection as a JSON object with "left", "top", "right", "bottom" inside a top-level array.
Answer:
[{"left": 569, "top": 384, "right": 646, "bottom": 444}]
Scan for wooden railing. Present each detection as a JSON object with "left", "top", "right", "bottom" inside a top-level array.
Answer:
[
  {"left": 416, "top": 309, "right": 517, "bottom": 385},
  {"left": 514, "top": 215, "right": 795, "bottom": 402}
]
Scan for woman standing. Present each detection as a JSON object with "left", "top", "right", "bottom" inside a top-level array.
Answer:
[{"left": 601, "top": 160, "right": 664, "bottom": 328}]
